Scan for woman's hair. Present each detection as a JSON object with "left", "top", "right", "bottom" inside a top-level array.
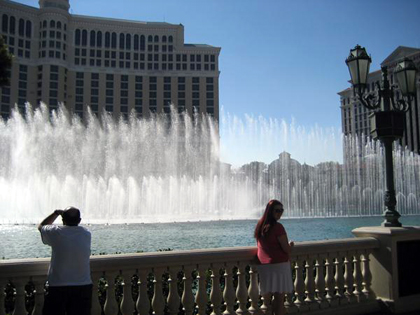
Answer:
[{"left": 254, "top": 199, "right": 283, "bottom": 240}]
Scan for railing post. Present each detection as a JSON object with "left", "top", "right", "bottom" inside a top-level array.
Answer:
[
  {"left": 136, "top": 269, "right": 150, "bottom": 315},
  {"left": 195, "top": 265, "right": 208, "bottom": 315},
  {"left": 247, "top": 266, "right": 261, "bottom": 315},
  {"left": 344, "top": 252, "right": 356, "bottom": 304},
  {"left": 353, "top": 227, "right": 420, "bottom": 313},
  {"left": 314, "top": 255, "right": 329, "bottom": 309},
  {"left": 293, "top": 257, "right": 308, "bottom": 312},
  {"left": 304, "top": 257, "right": 318, "bottom": 310},
  {"left": 260, "top": 295, "right": 271, "bottom": 315},
  {"left": 120, "top": 270, "right": 135, "bottom": 315},
  {"left": 284, "top": 292, "right": 298, "bottom": 314},
  {"left": 12, "top": 279, "right": 27, "bottom": 315},
  {"left": 90, "top": 272, "right": 103, "bottom": 315},
  {"left": 167, "top": 267, "right": 181, "bottom": 315},
  {"left": 235, "top": 262, "right": 249, "bottom": 315},
  {"left": 103, "top": 271, "right": 119, "bottom": 315},
  {"left": 361, "top": 250, "right": 372, "bottom": 300},
  {"left": 31, "top": 277, "right": 45, "bottom": 315},
  {"left": 210, "top": 263, "right": 223, "bottom": 315},
  {"left": 223, "top": 263, "right": 236, "bottom": 315},
  {"left": 353, "top": 251, "right": 363, "bottom": 303},
  {"left": 182, "top": 265, "right": 195, "bottom": 315},
  {"left": 334, "top": 255, "right": 347, "bottom": 305},
  {"left": 151, "top": 268, "right": 165, "bottom": 315},
  {"left": 324, "top": 255, "right": 338, "bottom": 307}
]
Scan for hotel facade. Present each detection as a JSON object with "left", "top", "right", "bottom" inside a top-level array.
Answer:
[
  {"left": 0, "top": 0, "right": 221, "bottom": 121},
  {"left": 338, "top": 46, "right": 420, "bottom": 154}
]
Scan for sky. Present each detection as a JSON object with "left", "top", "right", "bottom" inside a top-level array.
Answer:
[{"left": 15, "top": 0, "right": 420, "bottom": 166}]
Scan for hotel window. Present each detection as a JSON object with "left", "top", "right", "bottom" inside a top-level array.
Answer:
[
  {"left": 120, "top": 33, "right": 125, "bottom": 49},
  {"left": 9, "top": 16, "right": 16, "bottom": 34},
  {"left": 126, "top": 34, "right": 131, "bottom": 50},
  {"left": 2, "top": 14, "right": 9, "bottom": 33},
  {"left": 105, "top": 32, "right": 110, "bottom": 48},
  {"left": 90, "top": 30, "right": 96, "bottom": 47},
  {"left": 75, "top": 29, "right": 80, "bottom": 46},
  {"left": 140, "top": 35, "right": 145, "bottom": 51},
  {"left": 97, "top": 31, "right": 102, "bottom": 47},
  {"left": 82, "top": 30, "right": 87, "bottom": 46},
  {"left": 112, "top": 33, "right": 117, "bottom": 48}
]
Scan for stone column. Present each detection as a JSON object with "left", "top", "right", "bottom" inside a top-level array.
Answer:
[{"left": 352, "top": 226, "right": 420, "bottom": 314}]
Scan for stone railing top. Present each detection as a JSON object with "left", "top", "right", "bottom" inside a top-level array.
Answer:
[
  {"left": 353, "top": 226, "right": 420, "bottom": 236},
  {"left": 0, "top": 237, "right": 379, "bottom": 279}
]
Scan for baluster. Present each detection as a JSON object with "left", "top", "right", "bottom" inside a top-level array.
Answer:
[
  {"left": 223, "top": 263, "right": 236, "bottom": 315},
  {"left": 0, "top": 280, "right": 6, "bottom": 315},
  {"left": 31, "top": 277, "right": 45, "bottom": 315},
  {"left": 304, "top": 257, "right": 318, "bottom": 310},
  {"left": 284, "top": 292, "right": 298, "bottom": 314},
  {"left": 210, "top": 264, "right": 223, "bottom": 315},
  {"left": 361, "top": 250, "right": 372, "bottom": 300},
  {"left": 324, "top": 255, "right": 338, "bottom": 307},
  {"left": 314, "top": 255, "right": 329, "bottom": 309},
  {"left": 235, "top": 263, "right": 249, "bottom": 315},
  {"left": 247, "top": 266, "right": 261, "bottom": 315},
  {"left": 12, "top": 279, "right": 27, "bottom": 315},
  {"left": 353, "top": 251, "right": 363, "bottom": 303},
  {"left": 151, "top": 268, "right": 165, "bottom": 315},
  {"left": 260, "top": 294, "right": 271, "bottom": 315},
  {"left": 120, "top": 270, "right": 135, "bottom": 315},
  {"left": 91, "top": 272, "right": 103, "bottom": 315},
  {"left": 167, "top": 267, "right": 181, "bottom": 315},
  {"left": 195, "top": 265, "right": 208, "bottom": 315},
  {"left": 293, "top": 258, "right": 308, "bottom": 312},
  {"left": 334, "top": 255, "right": 347, "bottom": 305},
  {"left": 136, "top": 270, "right": 150, "bottom": 315},
  {"left": 344, "top": 252, "right": 356, "bottom": 304},
  {"left": 104, "top": 271, "right": 119, "bottom": 315},
  {"left": 182, "top": 266, "right": 195, "bottom": 315}
]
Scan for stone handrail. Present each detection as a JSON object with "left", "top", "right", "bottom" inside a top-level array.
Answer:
[{"left": 0, "top": 237, "right": 380, "bottom": 315}]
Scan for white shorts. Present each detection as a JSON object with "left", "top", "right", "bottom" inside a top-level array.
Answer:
[{"left": 257, "top": 261, "right": 294, "bottom": 295}]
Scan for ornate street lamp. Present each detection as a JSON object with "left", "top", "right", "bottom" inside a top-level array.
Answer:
[{"left": 346, "top": 45, "right": 418, "bottom": 227}]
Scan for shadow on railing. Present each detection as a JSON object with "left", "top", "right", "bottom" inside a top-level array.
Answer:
[{"left": 0, "top": 237, "right": 381, "bottom": 315}]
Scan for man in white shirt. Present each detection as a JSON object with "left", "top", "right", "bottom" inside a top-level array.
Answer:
[{"left": 38, "top": 207, "right": 92, "bottom": 315}]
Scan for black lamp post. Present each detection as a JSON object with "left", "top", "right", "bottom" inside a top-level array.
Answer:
[{"left": 345, "top": 45, "right": 418, "bottom": 227}]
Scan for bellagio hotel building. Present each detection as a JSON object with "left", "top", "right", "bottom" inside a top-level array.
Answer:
[{"left": 0, "top": 0, "right": 221, "bottom": 121}]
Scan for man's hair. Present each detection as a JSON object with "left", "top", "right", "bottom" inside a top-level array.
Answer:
[{"left": 62, "top": 207, "right": 81, "bottom": 226}]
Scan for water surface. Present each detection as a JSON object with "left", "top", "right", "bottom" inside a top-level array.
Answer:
[{"left": 2, "top": 215, "right": 420, "bottom": 260}]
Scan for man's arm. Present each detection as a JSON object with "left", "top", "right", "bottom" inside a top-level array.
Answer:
[{"left": 38, "top": 210, "right": 64, "bottom": 231}]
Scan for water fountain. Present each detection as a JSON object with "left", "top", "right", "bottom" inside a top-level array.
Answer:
[{"left": 1, "top": 103, "right": 419, "bottom": 224}]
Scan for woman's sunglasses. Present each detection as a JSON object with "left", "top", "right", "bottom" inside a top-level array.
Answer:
[{"left": 274, "top": 209, "right": 284, "bottom": 214}]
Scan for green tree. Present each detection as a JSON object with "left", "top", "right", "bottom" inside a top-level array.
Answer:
[{"left": 0, "top": 36, "right": 13, "bottom": 87}]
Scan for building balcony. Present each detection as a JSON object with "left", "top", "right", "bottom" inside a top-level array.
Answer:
[{"left": 1, "top": 226, "right": 420, "bottom": 315}]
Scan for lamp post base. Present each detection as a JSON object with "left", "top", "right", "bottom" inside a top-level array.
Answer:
[{"left": 382, "top": 210, "right": 402, "bottom": 227}]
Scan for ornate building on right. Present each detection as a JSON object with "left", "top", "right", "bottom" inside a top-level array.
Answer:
[{"left": 339, "top": 46, "right": 420, "bottom": 153}]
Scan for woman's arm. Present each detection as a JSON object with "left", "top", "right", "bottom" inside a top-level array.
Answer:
[{"left": 277, "top": 234, "right": 294, "bottom": 255}]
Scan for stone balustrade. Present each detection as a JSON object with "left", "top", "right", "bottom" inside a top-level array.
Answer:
[{"left": 0, "top": 237, "right": 380, "bottom": 315}]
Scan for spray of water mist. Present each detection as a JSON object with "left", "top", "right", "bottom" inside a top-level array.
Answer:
[{"left": 1, "top": 103, "right": 419, "bottom": 223}]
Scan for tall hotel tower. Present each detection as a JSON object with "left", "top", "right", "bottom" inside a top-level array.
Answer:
[{"left": 0, "top": 0, "right": 221, "bottom": 121}]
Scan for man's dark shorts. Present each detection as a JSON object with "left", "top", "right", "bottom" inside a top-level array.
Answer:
[{"left": 43, "top": 284, "right": 93, "bottom": 315}]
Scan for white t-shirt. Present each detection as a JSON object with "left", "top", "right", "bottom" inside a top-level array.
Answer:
[{"left": 41, "top": 225, "right": 92, "bottom": 286}]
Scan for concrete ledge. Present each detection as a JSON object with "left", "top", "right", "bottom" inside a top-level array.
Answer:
[{"left": 298, "top": 300, "right": 380, "bottom": 315}]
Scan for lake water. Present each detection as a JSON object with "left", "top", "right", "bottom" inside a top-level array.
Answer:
[{"left": 2, "top": 215, "right": 420, "bottom": 260}]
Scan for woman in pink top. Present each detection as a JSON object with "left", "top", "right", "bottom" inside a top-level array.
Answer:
[{"left": 254, "top": 199, "right": 294, "bottom": 315}]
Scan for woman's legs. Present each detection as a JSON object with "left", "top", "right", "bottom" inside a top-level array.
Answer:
[{"left": 272, "top": 293, "right": 285, "bottom": 315}]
